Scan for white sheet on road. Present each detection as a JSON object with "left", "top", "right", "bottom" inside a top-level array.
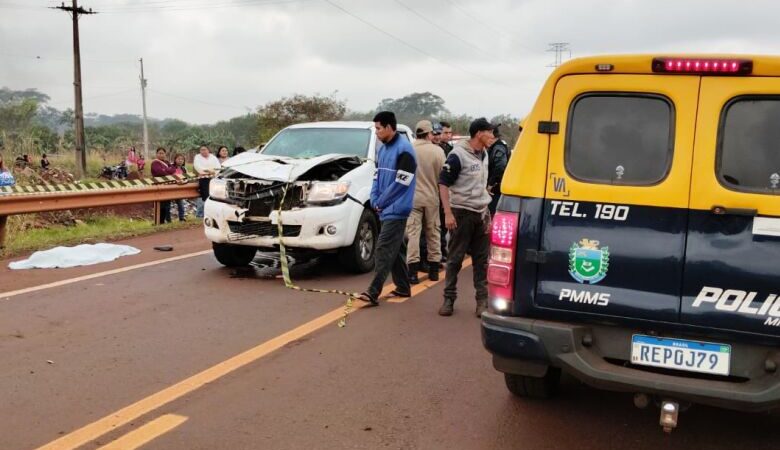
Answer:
[{"left": 9, "top": 243, "right": 141, "bottom": 270}]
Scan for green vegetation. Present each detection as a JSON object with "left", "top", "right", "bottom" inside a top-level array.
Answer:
[{"left": 3, "top": 214, "right": 197, "bottom": 257}]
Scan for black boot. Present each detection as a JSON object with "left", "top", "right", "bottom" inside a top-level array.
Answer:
[
  {"left": 438, "top": 297, "right": 454, "bottom": 316},
  {"left": 418, "top": 260, "right": 429, "bottom": 273},
  {"left": 475, "top": 299, "right": 488, "bottom": 318},
  {"left": 409, "top": 263, "right": 420, "bottom": 285},
  {"left": 428, "top": 261, "right": 439, "bottom": 281}
]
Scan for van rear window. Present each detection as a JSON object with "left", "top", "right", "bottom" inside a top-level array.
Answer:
[
  {"left": 719, "top": 97, "right": 780, "bottom": 194},
  {"left": 565, "top": 94, "right": 674, "bottom": 185}
]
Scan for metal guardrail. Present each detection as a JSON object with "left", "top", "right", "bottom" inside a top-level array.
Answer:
[{"left": 0, "top": 177, "right": 201, "bottom": 249}]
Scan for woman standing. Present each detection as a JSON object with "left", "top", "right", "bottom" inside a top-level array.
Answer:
[
  {"left": 172, "top": 153, "right": 188, "bottom": 221},
  {"left": 0, "top": 154, "right": 15, "bottom": 186},
  {"left": 216, "top": 146, "right": 230, "bottom": 165},
  {"left": 150, "top": 147, "right": 177, "bottom": 224}
]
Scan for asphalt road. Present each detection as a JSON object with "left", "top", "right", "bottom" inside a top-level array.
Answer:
[{"left": 0, "top": 227, "right": 777, "bottom": 450}]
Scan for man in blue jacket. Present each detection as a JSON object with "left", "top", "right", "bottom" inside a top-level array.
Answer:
[{"left": 358, "top": 111, "right": 417, "bottom": 305}]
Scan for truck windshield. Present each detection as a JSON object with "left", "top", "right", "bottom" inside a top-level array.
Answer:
[{"left": 261, "top": 128, "right": 371, "bottom": 159}]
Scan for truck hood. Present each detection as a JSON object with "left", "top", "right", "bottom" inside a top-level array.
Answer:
[{"left": 221, "top": 153, "right": 362, "bottom": 182}]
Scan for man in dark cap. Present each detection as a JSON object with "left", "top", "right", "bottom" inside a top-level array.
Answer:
[{"left": 437, "top": 117, "right": 494, "bottom": 318}]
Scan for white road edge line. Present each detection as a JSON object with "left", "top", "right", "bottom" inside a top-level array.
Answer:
[{"left": 0, "top": 250, "right": 212, "bottom": 301}]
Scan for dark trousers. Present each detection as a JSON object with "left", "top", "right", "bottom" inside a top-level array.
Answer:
[
  {"left": 444, "top": 208, "right": 489, "bottom": 303},
  {"left": 159, "top": 200, "right": 172, "bottom": 224},
  {"left": 367, "top": 218, "right": 410, "bottom": 299},
  {"left": 439, "top": 206, "right": 448, "bottom": 259},
  {"left": 176, "top": 199, "right": 186, "bottom": 220}
]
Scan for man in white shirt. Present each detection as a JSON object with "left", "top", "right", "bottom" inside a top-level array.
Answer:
[{"left": 193, "top": 145, "right": 221, "bottom": 218}]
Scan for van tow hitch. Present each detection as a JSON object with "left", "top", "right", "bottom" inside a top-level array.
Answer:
[{"left": 659, "top": 400, "right": 680, "bottom": 433}]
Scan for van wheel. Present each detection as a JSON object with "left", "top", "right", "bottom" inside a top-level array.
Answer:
[
  {"left": 212, "top": 243, "right": 257, "bottom": 267},
  {"left": 504, "top": 368, "right": 561, "bottom": 399},
  {"left": 338, "top": 210, "right": 378, "bottom": 273}
]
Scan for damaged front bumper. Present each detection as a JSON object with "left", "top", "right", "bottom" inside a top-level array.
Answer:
[{"left": 204, "top": 196, "right": 362, "bottom": 251}]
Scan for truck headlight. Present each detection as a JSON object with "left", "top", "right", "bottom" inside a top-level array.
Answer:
[
  {"left": 209, "top": 178, "right": 228, "bottom": 200},
  {"left": 306, "top": 181, "right": 350, "bottom": 204}
]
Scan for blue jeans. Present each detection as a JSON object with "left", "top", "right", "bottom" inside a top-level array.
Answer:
[{"left": 196, "top": 198, "right": 204, "bottom": 218}]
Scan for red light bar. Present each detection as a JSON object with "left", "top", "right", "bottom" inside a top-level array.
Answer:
[{"left": 652, "top": 58, "right": 752, "bottom": 75}]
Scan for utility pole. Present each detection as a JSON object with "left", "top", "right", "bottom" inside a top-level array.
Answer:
[
  {"left": 52, "top": 1, "right": 97, "bottom": 178},
  {"left": 547, "top": 42, "right": 571, "bottom": 68},
  {"left": 139, "top": 58, "right": 150, "bottom": 161}
]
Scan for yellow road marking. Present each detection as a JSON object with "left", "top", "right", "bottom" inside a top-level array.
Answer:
[
  {"left": 0, "top": 250, "right": 211, "bottom": 300},
  {"left": 387, "top": 259, "right": 472, "bottom": 303},
  {"left": 96, "top": 414, "right": 188, "bottom": 450},
  {"left": 35, "top": 257, "right": 470, "bottom": 450}
]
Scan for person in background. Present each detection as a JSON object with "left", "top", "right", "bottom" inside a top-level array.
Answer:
[
  {"left": 406, "top": 120, "right": 445, "bottom": 284},
  {"left": 217, "top": 146, "right": 230, "bottom": 164},
  {"left": 193, "top": 145, "right": 221, "bottom": 218},
  {"left": 431, "top": 125, "right": 442, "bottom": 146},
  {"left": 233, "top": 146, "right": 246, "bottom": 157},
  {"left": 0, "top": 154, "right": 15, "bottom": 186},
  {"left": 437, "top": 121, "right": 454, "bottom": 155},
  {"left": 356, "top": 111, "right": 417, "bottom": 306},
  {"left": 40, "top": 153, "right": 51, "bottom": 170},
  {"left": 172, "top": 153, "right": 188, "bottom": 221},
  {"left": 437, "top": 120, "right": 454, "bottom": 262},
  {"left": 126, "top": 147, "right": 138, "bottom": 167},
  {"left": 486, "top": 123, "right": 511, "bottom": 216},
  {"left": 151, "top": 147, "right": 178, "bottom": 224},
  {"left": 137, "top": 155, "right": 146, "bottom": 173},
  {"left": 437, "top": 118, "right": 494, "bottom": 318}
]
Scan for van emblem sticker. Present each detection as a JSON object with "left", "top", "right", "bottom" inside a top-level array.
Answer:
[{"left": 569, "top": 238, "right": 609, "bottom": 284}]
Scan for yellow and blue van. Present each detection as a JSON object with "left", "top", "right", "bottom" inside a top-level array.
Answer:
[{"left": 481, "top": 55, "right": 780, "bottom": 430}]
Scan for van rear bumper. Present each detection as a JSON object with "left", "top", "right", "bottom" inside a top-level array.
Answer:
[{"left": 482, "top": 312, "right": 780, "bottom": 412}]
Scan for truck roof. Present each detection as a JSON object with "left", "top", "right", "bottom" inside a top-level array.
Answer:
[{"left": 553, "top": 54, "right": 780, "bottom": 78}]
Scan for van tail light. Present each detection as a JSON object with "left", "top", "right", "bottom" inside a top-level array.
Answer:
[
  {"left": 488, "top": 211, "right": 519, "bottom": 314},
  {"left": 652, "top": 58, "right": 752, "bottom": 75}
]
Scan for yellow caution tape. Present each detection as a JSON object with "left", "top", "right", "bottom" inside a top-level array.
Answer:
[{"left": 276, "top": 182, "right": 360, "bottom": 328}]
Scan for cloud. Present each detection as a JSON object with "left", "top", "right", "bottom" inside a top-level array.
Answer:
[{"left": 2, "top": 0, "right": 780, "bottom": 124}]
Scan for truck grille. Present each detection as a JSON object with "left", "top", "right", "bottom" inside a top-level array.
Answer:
[
  {"left": 227, "top": 221, "right": 302, "bottom": 241},
  {"left": 226, "top": 179, "right": 306, "bottom": 215}
]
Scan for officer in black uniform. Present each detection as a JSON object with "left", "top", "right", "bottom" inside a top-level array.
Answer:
[{"left": 487, "top": 124, "right": 512, "bottom": 216}]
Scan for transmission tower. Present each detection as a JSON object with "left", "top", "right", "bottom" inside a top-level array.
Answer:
[{"left": 547, "top": 42, "right": 571, "bottom": 68}]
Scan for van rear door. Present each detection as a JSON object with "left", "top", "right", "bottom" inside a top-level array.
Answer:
[
  {"left": 534, "top": 75, "right": 699, "bottom": 321},
  {"left": 682, "top": 77, "right": 780, "bottom": 337}
]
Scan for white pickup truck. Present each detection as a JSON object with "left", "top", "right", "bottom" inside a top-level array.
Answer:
[{"left": 203, "top": 121, "right": 413, "bottom": 272}]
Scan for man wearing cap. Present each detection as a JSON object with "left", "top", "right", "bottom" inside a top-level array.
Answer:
[
  {"left": 487, "top": 123, "right": 511, "bottom": 216},
  {"left": 437, "top": 118, "right": 494, "bottom": 317},
  {"left": 406, "top": 120, "right": 446, "bottom": 284}
]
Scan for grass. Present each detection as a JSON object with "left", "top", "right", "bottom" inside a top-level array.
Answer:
[{"left": 3, "top": 214, "right": 198, "bottom": 258}]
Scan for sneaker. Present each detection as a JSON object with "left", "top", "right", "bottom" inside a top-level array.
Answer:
[{"left": 438, "top": 298, "right": 454, "bottom": 316}]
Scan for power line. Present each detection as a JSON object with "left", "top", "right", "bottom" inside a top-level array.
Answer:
[
  {"left": 391, "top": 0, "right": 493, "bottom": 58},
  {"left": 97, "top": 0, "right": 313, "bottom": 13},
  {"left": 322, "top": 0, "right": 509, "bottom": 87},
  {"left": 442, "top": 0, "right": 512, "bottom": 41}
]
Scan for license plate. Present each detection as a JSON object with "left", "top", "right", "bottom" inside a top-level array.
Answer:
[{"left": 630, "top": 335, "right": 731, "bottom": 376}]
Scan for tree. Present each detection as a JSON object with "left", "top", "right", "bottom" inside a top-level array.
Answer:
[
  {"left": 375, "top": 92, "right": 450, "bottom": 126},
  {"left": 257, "top": 94, "right": 346, "bottom": 142}
]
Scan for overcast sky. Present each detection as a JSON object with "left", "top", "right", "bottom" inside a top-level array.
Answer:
[{"left": 2, "top": 0, "right": 780, "bottom": 124}]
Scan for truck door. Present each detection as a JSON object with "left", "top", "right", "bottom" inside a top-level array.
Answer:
[
  {"left": 682, "top": 77, "right": 780, "bottom": 337},
  {"left": 534, "top": 75, "right": 699, "bottom": 322}
]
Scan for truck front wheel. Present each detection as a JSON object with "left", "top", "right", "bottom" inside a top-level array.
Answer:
[
  {"left": 212, "top": 243, "right": 257, "bottom": 267},
  {"left": 338, "top": 210, "right": 378, "bottom": 274}
]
